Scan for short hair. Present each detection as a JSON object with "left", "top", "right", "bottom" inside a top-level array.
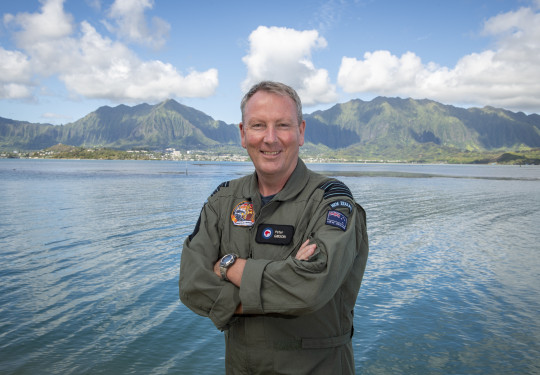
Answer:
[{"left": 240, "top": 81, "right": 303, "bottom": 125}]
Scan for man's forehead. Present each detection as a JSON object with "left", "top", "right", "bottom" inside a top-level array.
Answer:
[{"left": 244, "top": 92, "right": 298, "bottom": 120}]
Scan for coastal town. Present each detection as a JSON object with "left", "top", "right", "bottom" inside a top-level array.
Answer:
[
  {"left": 1, "top": 143, "right": 539, "bottom": 165},
  {"left": 0, "top": 145, "right": 363, "bottom": 164}
]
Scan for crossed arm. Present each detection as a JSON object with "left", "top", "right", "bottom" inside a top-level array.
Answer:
[
  {"left": 180, "top": 191, "right": 364, "bottom": 329},
  {"left": 212, "top": 239, "right": 317, "bottom": 313}
]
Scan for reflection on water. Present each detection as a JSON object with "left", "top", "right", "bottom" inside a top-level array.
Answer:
[{"left": 0, "top": 160, "right": 539, "bottom": 374}]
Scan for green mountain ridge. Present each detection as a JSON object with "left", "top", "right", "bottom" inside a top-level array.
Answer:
[
  {"left": 1, "top": 97, "right": 540, "bottom": 162},
  {"left": 54, "top": 99, "right": 240, "bottom": 149},
  {"left": 305, "top": 97, "right": 540, "bottom": 151}
]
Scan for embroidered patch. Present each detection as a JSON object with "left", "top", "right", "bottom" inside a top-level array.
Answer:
[
  {"left": 329, "top": 200, "right": 353, "bottom": 213},
  {"left": 326, "top": 210, "right": 348, "bottom": 231},
  {"left": 256, "top": 224, "right": 295, "bottom": 245},
  {"left": 231, "top": 201, "right": 255, "bottom": 226}
]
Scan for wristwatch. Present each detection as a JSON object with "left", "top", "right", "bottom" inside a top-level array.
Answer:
[{"left": 219, "top": 253, "right": 238, "bottom": 281}]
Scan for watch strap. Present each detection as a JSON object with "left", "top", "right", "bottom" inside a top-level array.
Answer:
[{"left": 220, "top": 264, "right": 229, "bottom": 281}]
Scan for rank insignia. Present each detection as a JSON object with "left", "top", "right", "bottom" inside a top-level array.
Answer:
[{"left": 231, "top": 201, "right": 255, "bottom": 226}]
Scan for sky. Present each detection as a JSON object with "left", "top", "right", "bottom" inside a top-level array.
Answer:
[{"left": 1, "top": 0, "right": 539, "bottom": 125}]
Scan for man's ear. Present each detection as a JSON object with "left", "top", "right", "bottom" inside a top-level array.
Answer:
[
  {"left": 298, "top": 120, "right": 306, "bottom": 147},
  {"left": 239, "top": 122, "right": 246, "bottom": 149}
]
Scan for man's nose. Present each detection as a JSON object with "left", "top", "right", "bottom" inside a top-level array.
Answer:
[{"left": 263, "top": 125, "right": 278, "bottom": 143}]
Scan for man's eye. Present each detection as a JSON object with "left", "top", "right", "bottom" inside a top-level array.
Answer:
[
  {"left": 251, "top": 123, "right": 263, "bottom": 129},
  {"left": 278, "top": 123, "right": 291, "bottom": 129}
]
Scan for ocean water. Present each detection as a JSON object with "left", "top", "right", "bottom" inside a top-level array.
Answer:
[{"left": 0, "top": 159, "right": 539, "bottom": 374}]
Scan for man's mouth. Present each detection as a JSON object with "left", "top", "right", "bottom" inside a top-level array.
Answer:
[{"left": 262, "top": 151, "right": 280, "bottom": 156}]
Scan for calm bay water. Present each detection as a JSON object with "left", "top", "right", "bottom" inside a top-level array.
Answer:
[{"left": 1, "top": 159, "right": 539, "bottom": 374}]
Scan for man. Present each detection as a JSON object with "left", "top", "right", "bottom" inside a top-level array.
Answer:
[{"left": 179, "top": 81, "right": 369, "bottom": 374}]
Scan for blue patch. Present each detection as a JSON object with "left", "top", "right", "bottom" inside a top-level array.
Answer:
[
  {"left": 329, "top": 200, "right": 353, "bottom": 213},
  {"left": 326, "top": 210, "right": 348, "bottom": 231}
]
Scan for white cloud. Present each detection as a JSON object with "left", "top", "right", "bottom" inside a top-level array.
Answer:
[
  {"left": 85, "top": 0, "right": 101, "bottom": 12},
  {"left": 311, "top": 0, "right": 344, "bottom": 33},
  {"left": 1, "top": 0, "right": 217, "bottom": 102},
  {"left": 60, "top": 21, "right": 217, "bottom": 100},
  {"left": 4, "top": 0, "right": 78, "bottom": 76},
  {"left": 337, "top": 5, "right": 540, "bottom": 113},
  {"left": 41, "top": 112, "right": 73, "bottom": 121},
  {"left": 105, "top": 0, "right": 170, "bottom": 49},
  {"left": 242, "top": 26, "right": 337, "bottom": 107},
  {"left": 0, "top": 47, "right": 33, "bottom": 99},
  {"left": 6, "top": 0, "right": 74, "bottom": 45}
]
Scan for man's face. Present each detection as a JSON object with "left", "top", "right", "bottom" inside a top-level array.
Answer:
[{"left": 240, "top": 91, "right": 305, "bottom": 185}]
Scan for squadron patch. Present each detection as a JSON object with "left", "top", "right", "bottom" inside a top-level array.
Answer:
[
  {"left": 231, "top": 201, "right": 255, "bottom": 227},
  {"left": 326, "top": 210, "right": 348, "bottom": 231},
  {"left": 256, "top": 224, "right": 294, "bottom": 245}
]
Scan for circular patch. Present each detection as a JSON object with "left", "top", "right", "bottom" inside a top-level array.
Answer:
[
  {"left": 231, "top": 201, "right": 255, "bottom": 226},
  {"left": 262, "top": 227, "right": 273, "bottom": 239}
]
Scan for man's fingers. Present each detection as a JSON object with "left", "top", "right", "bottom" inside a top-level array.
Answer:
[{"left": 295, "top": 240, "right": 316, "bottom": 260}]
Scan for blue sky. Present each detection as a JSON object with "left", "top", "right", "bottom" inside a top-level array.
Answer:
[{"left": 1, "top": 0, "right": 539, "bottom": 125}]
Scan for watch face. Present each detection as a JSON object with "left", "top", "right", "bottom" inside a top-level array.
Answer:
[{"left": 221, "top": 254, "right": 234, "bottom": 266}]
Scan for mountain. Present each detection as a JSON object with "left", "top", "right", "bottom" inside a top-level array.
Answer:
[
  {"left": 57, "top": 99, "right": 240, "bottom": 149},
  {"left": 1, "top": 97, "right": 540, "bottom": 155},
  {"left": 0, "top": 99, "right": 240, "bottom": 151},
  {"left": 304, "top": 97, "right": 540, "bottom": 150},
  {"left": 0, "top": 118, "right": 59, "bottom": 150}
]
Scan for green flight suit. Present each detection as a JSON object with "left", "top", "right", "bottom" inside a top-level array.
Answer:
[{"left": 179, "top": 158, "right": 369, "bottom": 374}]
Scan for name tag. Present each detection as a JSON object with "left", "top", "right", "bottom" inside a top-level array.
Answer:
[{"left": 256, "top": 224, "right": 295, "bottom": 245}]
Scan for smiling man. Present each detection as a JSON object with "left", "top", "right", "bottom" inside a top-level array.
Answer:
[
  {"left": 179, "top": 81, "right": 369, "bottom": 374},
  {"left": 239, "top": 85, "right": 306, "bottom": 196}
]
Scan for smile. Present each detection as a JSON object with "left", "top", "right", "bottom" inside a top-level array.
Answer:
[{"left": 262, "top": 151, "right": 280, "bottom": 155}]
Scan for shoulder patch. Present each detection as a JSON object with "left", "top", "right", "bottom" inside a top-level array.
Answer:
[
  {"left": 329, "top": 200, "right": 353, "bottom": 213},
  {"left": 318, "top": 180, "right": 354, "bottom": 200},
  {"left": 210, "top": 181, "right": 230, "bottom": 197},
  {"left": 326, "top": 210, "right": 348, "bottom": 231}
]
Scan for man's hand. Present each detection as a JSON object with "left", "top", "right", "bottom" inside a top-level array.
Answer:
[
  {"left": 295, "top": 239, "right": 316, "bottom": 260},
  {"left": 214, "top": 257, "right": 246, "bottom": 287}
]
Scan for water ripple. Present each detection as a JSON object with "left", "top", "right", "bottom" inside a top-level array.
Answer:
[{"left": 1, "top": 160, "right": 539, "bottom": 374}]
